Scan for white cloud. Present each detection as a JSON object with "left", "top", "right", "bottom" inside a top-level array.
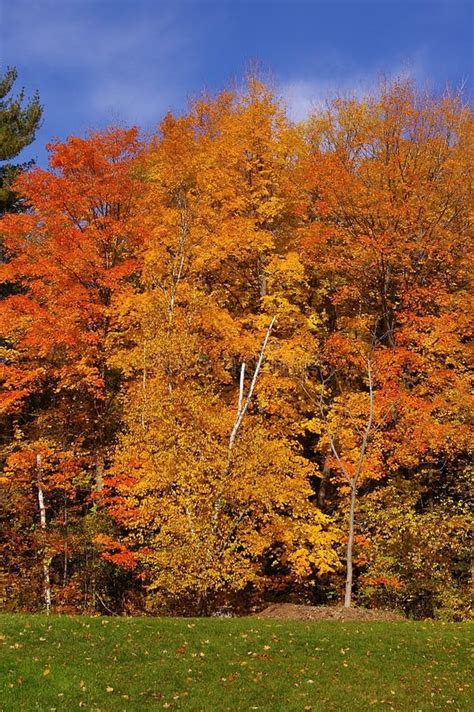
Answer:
[
  {"left": 2, "top": 1, "right": 192, "bottom": 127},
  {"left": 279, "top": 55, "right": 429, "bottom": 122},
  {"left": 2, "top": 1, "right": 433, "bottom": 140}
]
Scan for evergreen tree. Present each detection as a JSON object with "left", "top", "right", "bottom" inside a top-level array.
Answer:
[{"left": 0, "top": 66, "right": 43, "bottom": 215}]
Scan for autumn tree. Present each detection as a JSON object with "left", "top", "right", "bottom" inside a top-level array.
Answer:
[
  {"left": 1, "top": 74, "right": 471, "bottom": 619},
  {"left": 0, "top": 128, "right": 145, "bottom": 611},
  {"left": 101, "top": 80, "right": 338, "bottom": 613},
  {"left": 300, "top": 79, "right": 473, "bottom": 614},
  {"left": 357, "top": 470, "right": 472, "bottom": 619},
  {"left": 0, "top": 66, "right": 43, "bottom": 215}
]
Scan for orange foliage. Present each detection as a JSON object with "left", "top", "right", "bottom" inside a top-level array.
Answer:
[{"left": 1, "top": 78, "right": 472, "bottom": 617}]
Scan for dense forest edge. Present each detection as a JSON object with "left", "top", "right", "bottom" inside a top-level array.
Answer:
[{"left": 0, "top": 70, "right": 472, "bottom": 620}]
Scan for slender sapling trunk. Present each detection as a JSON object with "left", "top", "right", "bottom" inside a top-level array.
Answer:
[{"left": 36, "top": 454, "right": 51, "bottom": 614}]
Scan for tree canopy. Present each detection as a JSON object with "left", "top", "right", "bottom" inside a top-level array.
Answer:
[{"left": 0, "top": 77, "right": 472, "bottom": 620}]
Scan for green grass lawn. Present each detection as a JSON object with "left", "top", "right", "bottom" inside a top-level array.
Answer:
[{"left": 0, "top": 614, "right": 472, "bottom": 711}]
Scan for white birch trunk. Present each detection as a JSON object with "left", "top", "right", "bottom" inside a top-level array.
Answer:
[
  {"left": 228, "top": 316, "right": 276, "bottom": 452},
  {"left": 317, "top": 358, "right": 375, "bottom": 609},
  {"left": 36, "top": 454, "right": 51, "bottom": 614},
  {"left": 211, "top": 316, "right": 276, "bottom": 533}
]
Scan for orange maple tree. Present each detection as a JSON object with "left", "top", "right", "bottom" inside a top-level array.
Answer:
[{"left": 0, "top": 128, "right": 145, "bottom": 609}]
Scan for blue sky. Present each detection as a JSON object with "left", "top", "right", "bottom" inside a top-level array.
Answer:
[{"left": 1, "top": 0, "right": 473, "bottom": 166}]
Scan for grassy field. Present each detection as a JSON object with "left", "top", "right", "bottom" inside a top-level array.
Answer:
[{"left": 0, "top": 614, "right": 472, "bottom": 711}]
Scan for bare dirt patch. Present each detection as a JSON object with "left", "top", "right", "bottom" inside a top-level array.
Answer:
[{"left": 254, "top": 603, "right": 404, "bottom": 621}]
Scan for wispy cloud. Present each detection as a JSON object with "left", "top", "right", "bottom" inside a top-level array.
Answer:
[
  {"left": 279, "top": 55, "right": 429, "bottom": 122},
  {"left": 2, "top": 0, "right": 464, "bottom": 168},
  {"left": 2, "top": 1, "right": 193, "bottom": 128}
]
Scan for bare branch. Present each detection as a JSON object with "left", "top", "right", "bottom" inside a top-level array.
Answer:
[
  {"left": 228, "top": 315, "right": 276, "bottom": 452},
  {"left": 353, "top": 358, "right": 374, "bottom": 485},
  {"left": 211, "top": 316, "right": 276, "bottom": 535},
  {"left": 36, "top": 454, "right": 51, "bottom": 615}
]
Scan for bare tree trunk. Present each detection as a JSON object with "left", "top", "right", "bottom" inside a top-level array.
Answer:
[
  {"left": 228, "top": 316, "right": 276, "bottom": 452},
  {"left": 198, "top": 591, "right": 209, "bottom": 617},
  {"left": 36, "top": 454, "right": 51, "bottom": 614},
  {"left": 211, "top": 316, "right": 276, "bottom": 534},
  {"left": 309, "top": 358, "right": 375, "bottom": 610},
  {"left": 344, "top": 485, "right": 357, "bottom": 608}
]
